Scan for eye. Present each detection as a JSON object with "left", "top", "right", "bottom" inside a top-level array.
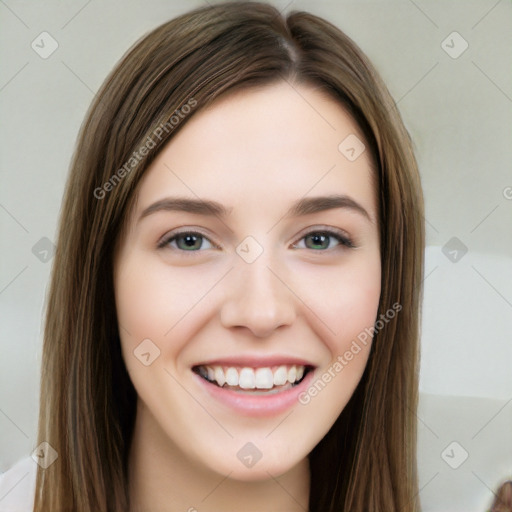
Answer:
[
  {"left": 158, "top": 227, "right": 355, "bottom": 254},
  {"left": 292, "top": 228, "right": 355, "bottom": 251},
  {"left": 158, "top": 230, "right": 216, "bottom": 253}
]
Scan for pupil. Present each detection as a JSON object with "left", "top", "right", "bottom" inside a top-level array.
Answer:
[
  {"left": 309, "top": 234, "right": 327, "bottom": 249},
  {"left": 181, "top": 234, "right": 200, "bottom": 250}
]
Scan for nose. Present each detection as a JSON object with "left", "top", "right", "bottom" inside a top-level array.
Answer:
[{"left": 220, "top": 255, "right": 296, "bottom": 338}]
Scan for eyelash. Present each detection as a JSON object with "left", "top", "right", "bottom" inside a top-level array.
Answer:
[{"left": 157, "top": 227, "right": 355, "bottom": 254}]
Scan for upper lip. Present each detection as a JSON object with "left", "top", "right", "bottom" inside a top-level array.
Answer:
[{"left": 192, "top": 355, "right": 316, "bottom": 368}]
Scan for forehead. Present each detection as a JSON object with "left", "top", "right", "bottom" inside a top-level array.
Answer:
[{"left": 134, "top": 81, "right": 377, "bottom": 223}]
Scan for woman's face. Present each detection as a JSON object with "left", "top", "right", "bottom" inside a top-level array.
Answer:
[{"left": 114, "top": 81, "right": 381, "bottom": 480}]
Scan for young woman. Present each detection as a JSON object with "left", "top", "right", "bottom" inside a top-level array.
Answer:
[{"left": 29, "top": 2, "right": 424, "bottom": 510}]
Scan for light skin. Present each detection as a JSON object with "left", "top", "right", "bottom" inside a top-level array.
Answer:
[{"left": 114, "top": 81, "right": 381, "bottom": 512}]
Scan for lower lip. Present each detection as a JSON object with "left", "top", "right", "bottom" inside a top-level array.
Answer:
[{"left": 193, "top": 370, "right": 316, "bottom": 417}]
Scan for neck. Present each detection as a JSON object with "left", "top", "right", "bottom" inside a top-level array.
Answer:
[{"left": 128, "top": 401, "right": 310, "bottom": 512}]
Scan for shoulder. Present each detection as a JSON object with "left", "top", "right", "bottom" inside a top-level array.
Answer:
[{"left": 0, "top": 456, "right": 36, "bottom": 512}]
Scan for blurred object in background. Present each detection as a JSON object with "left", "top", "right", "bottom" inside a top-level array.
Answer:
[{"left": 490, "top": 480, "right": 512, "bottom": 512}]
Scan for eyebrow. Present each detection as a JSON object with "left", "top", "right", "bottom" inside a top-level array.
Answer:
[{"left": 139, "top": 194, "right": 373, "bottom": 223}]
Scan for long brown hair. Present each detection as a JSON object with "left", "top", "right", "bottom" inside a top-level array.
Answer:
[{"left": 34, "top": 2, "right": 424, "bottom": 510}]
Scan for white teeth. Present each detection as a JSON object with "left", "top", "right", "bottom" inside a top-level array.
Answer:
[
  {"left": 255, "top": 368, "right": 274, "bottom": 389},
  {"left": 214, "top": 366, "right": 225, "bottom": 387},
  {"left": 273, "top": 366, "right": 288, "bottom": 386},
  {"left": 239, "top": 368, "right": 256, "bottom": 389},
  {"left": 287, "top": 365, "right": 297, "bottom": 383},
  {"left": 202, "top": 364, "right": 306, "bottom": 390},
  {"left": 225, "top": 367, "right": 239, "bottom": 386}
]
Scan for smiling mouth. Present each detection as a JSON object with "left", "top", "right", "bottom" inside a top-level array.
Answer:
[{"left": 193, "top": 364, "right": 313, "bottom": 395}]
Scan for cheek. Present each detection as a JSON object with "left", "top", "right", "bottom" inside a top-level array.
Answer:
[
  {"left": 115, "top": 258, "right": 170, "bottom": 340},
  {"left": 295, "top": 270, "right": 380, "bottom": 428},
  {"left": 303, "top": 255, "right": 381, "bottom": 419},
  {"left": 114, "top": 251, "right": 177, "bottom": 370},
  {"left": 330, "top": 272, "right": 381, "bottom": 352},
  {"left": 295, "top": 250, "right": 381, "bottom": 357},
  {"left": 114, "top": 254, "right": 206, "bottom": 420},
  {"left": 114, "top": 252, "right": 220, "bottom": 364},
  {"left": 115, "top": 249, "right": 165, "bottom": 323},
  {"left": 291, "top": 251, "right": 380, "bottom": 418}
]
